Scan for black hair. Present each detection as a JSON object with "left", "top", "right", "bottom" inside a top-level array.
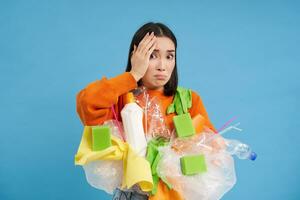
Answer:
[{"left": 125, "top": 22, "right": 178, "bottom": 96}]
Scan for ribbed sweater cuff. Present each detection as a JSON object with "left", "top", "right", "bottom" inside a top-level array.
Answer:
[{"left": 108, "top": 72, "right": 138, "bottom": 96}]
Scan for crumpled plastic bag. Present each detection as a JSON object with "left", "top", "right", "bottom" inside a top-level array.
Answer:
[
  {"left": 157, "top": 131, "right": 237, "bottom": 200},
  {"left": 82, "top": 120, "right": 124, "bottom": 194},
  {"left": 134, "top": 87, "right": 171, "bottom": 140},
  {"left": 83, "top": 159, "right": 123, "bottom": 194},
  {"left": 80, "top": 119, "right": 153, "bottom": 194}
]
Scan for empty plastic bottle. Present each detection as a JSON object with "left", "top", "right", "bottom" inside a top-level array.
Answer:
[
  {"left": 121, "top": 92, "right": 147, "bottom": 157},
  {"left": 224, "top": 139, "right": 257, "bottom": 161}
]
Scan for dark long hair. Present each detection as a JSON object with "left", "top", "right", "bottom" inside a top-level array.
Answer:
[{"left": 125, "top": 22, "right": 178, "bottom": 96}]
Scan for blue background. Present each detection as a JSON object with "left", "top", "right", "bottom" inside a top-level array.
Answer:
[{"left": 1, "top": 1, "right": 299, "bottom": 199}]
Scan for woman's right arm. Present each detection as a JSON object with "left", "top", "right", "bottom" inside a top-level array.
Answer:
[
  {"left": 76, "top": 72, "right": 137, "bottom": 125},
  {"left": 77, "top": 32, "right": 157, "bottom": 125}
]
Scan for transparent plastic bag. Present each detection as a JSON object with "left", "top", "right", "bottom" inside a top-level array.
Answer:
[
  {"left": 82, "top": 119, "right": 124, "bottom": 194},
  {"left": 146, "top": 96, "right": 171, "bottom": 139},
  {"left": 103, "top": 119, "right": 124, "bottom": 140},
  {"left": 157, "top": 131, "right": 237, "bottom": 200},
  {"left": 83, "top": 160, "right": 123, "bottom": 194},
  {"left": 171, "top": 128, "right": 225, "bottom": 154},
  {"left": 134, "top": 87, "right": 171, "bottom": 140}
]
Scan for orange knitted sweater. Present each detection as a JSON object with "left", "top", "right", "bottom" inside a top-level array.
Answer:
[{"left": 76, "top": 72, "right": 216, "bottom": 200}]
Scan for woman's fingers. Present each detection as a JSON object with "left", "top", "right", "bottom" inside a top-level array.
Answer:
[
  {"left": 130, "top": 33, "right": 155, "bottom": 81},
  {"left": 137, "top": 32, "right": 155, "bottom": 53},
  {"left": 142, "top": 36, "right": 156, "bottom": 55},
  {"left": 146, "top": 41, "right": 157, "bottom": 58},
  {"left": 136, "top": 32, "right": 150, "bottom": 52},
  {"left": 131, "top": 45, "right": 136, "bottom": 55}
]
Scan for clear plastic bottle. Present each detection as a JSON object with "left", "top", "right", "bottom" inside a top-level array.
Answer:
[
  {"left": 121, "top": 92, "right": 147, "bottom": 157},
  {"left": 224, "top": 139, "right": 257, "bottom": 161}
]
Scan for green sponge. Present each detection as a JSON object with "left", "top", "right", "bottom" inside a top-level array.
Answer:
[
  {"left": 180, "top": 154, "right": 207, "bottom": 175},
  {"left": 92, "top": 125, "right": 112, "bottom": 151},
  {"left": 173, "top": 113, "right": 196, "bottom": 138}
]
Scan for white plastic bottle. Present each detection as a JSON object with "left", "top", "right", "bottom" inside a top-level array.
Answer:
[{"left": 121, "top": 92, "right": 147, "bottom": 157}]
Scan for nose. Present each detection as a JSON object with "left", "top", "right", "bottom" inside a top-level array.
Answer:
[{"left": 156, "top": 58, "right": 166, "bottom": 71}]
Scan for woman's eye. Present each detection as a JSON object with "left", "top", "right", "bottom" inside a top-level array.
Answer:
[
  {"left": 150, "top": 53, "right": 156, "bottom": 59},
  {"left": 167, "top": 54, "right": 175, "bottom": 60}
]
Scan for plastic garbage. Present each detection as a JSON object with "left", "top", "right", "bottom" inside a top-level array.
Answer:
[
  {"left": 121, "top": 92, "right": 147, "bottom": 157},
  {"left": 223, "top": 139, "right": 257, "bottom": 160},
  {"left": 103, "top": 120, "right": 124, "bottom": 139},
  {"left": 157, "top": 131, "right": 237, "bottom": 200},
  {"left": 83, "top": 159, "right": 123, "bottom": 194},
  {"left": 82, "top": 120, "right": 125, "bottom": 194},
  {"left": 134, "top": 87, "right": 171, "bottom": 140}
]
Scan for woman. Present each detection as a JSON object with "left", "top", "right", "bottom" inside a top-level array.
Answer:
[{"left": 76, "top": 22, "right": 216, "bottom": 200}]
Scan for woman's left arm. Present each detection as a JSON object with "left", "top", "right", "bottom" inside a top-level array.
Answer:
[{"left": 189, "top": 91, "right": 217, "bottom": 133}]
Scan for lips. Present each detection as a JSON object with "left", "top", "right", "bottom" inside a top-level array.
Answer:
[{"left": 154, "top": 74, "right": 167, "bottom": 80}]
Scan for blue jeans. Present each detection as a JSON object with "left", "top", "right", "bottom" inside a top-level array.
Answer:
[{"left": 112, "top": 188, "right": 148, "bottom": 200}]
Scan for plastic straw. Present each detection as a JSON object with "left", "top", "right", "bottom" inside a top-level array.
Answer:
[
  {"left": 218, "top": 123, "right": 242, "bottom": 136},
  {"left": 217, "top": 116, "right": 237, "bottom": 133}
]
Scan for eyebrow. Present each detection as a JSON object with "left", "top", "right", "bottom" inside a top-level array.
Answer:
[{"left": 153, "top": 49, "right": 175, "bottom": 53}]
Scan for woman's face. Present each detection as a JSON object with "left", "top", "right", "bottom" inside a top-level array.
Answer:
[{"left": 141, "top": 36, "right": 176, "bottom": 91}]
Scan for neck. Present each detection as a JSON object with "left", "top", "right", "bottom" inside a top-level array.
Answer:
[
  {"left": 145, "top": 85, "right": 164, "bottom": 92},
  {"left": 146, "top": 88, "right": 165, "bottom": 97}
]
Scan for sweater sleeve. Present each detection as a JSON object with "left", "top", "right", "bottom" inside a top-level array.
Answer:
[
  {"left": 189, "top": 91, "right": 217, "bottom": 133},
  {"left": 76, "top": 72, "right": 138, "bottom": 125}
]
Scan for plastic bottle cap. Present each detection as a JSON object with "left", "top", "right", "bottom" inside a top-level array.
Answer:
[
  {"left": 249, "top": 152, "right": 257, "bottom": 161},
  {"left": 123, "top": 92, "right": 135, "bottom": 104}
]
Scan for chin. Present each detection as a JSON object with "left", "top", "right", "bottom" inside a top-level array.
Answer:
[
  {"left": 146, "top": 84, "right": 164, "bottom": 90},
  {"left": 144, "top": 80, "right": 167, "bottom": 90}
]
